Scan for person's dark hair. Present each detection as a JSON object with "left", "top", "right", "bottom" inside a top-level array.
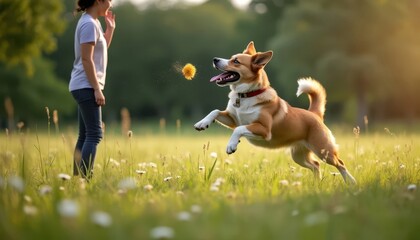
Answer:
[{"left": 75, "top": 0, "right": 96, "bottom": 13}]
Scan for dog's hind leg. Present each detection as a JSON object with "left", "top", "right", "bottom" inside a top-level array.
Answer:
[
  {"left": 309, "top": 142, "right": 356, "bottom": 184},
  {"left": 290, "top": 143, "right": 321, "bottom": 180}
]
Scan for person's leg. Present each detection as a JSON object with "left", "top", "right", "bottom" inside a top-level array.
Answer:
[
  {"left": 71, "top": 89, "right": 103, "bottom": 178},
  {"left": 73, "top": 106, "right": 86, "bottom": 176}
]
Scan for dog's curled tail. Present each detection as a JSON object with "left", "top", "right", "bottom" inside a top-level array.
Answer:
[{"left": 296, "top": 78, "right": 327, "bottom": 120}]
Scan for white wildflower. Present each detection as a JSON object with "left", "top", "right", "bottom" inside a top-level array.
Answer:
[
  {"left": 407, "top": 184, "right": 417, "bottom": 192},
  {"left": 91, "top": 211, "right": 112, "bottom": 227},
  {"left": 224, "top": 159, "right": 232, "bottom": 165},
  {"left": 39, "top": 185, "right": 52, "bottom": 196},
  {"left": 109, "top": 158, "right": 120, "bottom": 167},
  {"left": 294, "top": 172, "right": 303, "bottom": 178},
  {"left": 23, "top": 205, "right": 38, "bottom": 216},
  {"left": 57, "top": 199, "right": 79, "bottom": 218},
  {"left": 292, "top": 181, "right": 302, "bottom": 187},
  {"left": 144, "top": 184, "right": 153, "bottom": 191},
  {"left": 210, "top": 152, "right": 218, "bottom": 158},
  {"left": 24, "top": 195, "right": 32, "bottom": 203},
  {"left": 148, "top": 162, "right": 158, "bottom": 168},
  {"left": 58, "top": 173, "right": 71, "bottom": 181},
  {"left": 199, "top": 166, "right": 205, "bottom": 171},
  {"left": 136, "top": 170, "right": 146, "bottom": 175},
  {"left": 210, "top": 185, "right": 219, "bottom": 192},
  {"left": 279, "top": 180, "right": 289, "bottom": 186},
  {"left": 190, "top": 205, "right": 202, "bottom": 214},
  {"left": 164, "top": 177, "right": 173, "bottom": 182},
  {"left": 150, "top": 226, "right": 174, "bottom": 239},
  {"left": 176, "top": 211, "right": 191, "bottom": 221},
  {"left": 330, "top": 172, "right": 340, "bottom": 176},
  {"left": 304, "top": 211, "right": 329, "bottom": 226},
  {"left": 8, "top": 176, "right": 24, "bottom": 192},
  {"left": 118, "top": 177, "right": 137, "bottom": 190}
]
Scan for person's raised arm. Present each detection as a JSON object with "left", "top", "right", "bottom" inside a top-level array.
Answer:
[{"left": 104, "top": 11, "right": 115, "bottom": 48}]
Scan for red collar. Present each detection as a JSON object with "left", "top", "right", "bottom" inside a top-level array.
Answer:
[{"left": 237, "top": 88, "right": 267, "bottom": 98}]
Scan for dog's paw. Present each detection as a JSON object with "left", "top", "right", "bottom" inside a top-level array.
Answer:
[
  {"left": 194, "top": 120, "right": 211, "bottom": 131},
  {"left": 226, "top": 141, "right": 238, "bottom": 154}
]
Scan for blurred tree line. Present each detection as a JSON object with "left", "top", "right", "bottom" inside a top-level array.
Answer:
[{"left": 1, "top": 0, "right": 420, "bottom": 130}]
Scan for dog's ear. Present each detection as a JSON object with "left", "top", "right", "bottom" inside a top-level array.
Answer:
[
  {"left": 252, "top": 51, "right": 273, "bottom": 69},
  {"left": 243, "top": 41, "right": 256, "bottom": 55}
]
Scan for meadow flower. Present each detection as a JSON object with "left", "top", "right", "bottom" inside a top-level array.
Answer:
[
  {"left": 136, "top": 170, "right": 146, "bottom": 175},
  {"left": 91, "top": 211, "right": 112, "bottom": 227},
  {"left": 176, "top": 211, "right": 192, "bottom": 221},
  {"left": 224, "top": 159, "right": 232, "bottom": 165},
  {"left": 330, "top": 172, "right": 340, "bottom": 176},
  {"left": 210, "top": 185, "right": 219, "bottom": 192},
  {"left": 24, "top": 195, "right": 32, "bottom": 203},
  {"left": 292, "top": 181, "right": 302, "bottom": 187},
  {"left": 304, "top": 211, "right": 329, "bottom": 226},
  {"left": 176, "top": 191, "right": 184, "bottom": 196},
  {"left": 57, "top": 199, "right": 79, "bottom": 218},
  {"left": 182, "top": 63, "right": 196, "bottom": 80},
  {"left": 23, "top": 205, "right": 38, "bottom": 216},
  {"left": 399, "top": 164, "right": 406, "bottom": 169},
  {"left": 332, "top": 205, "right": 347, "bottom": 215},
  {"left": 109, "top": 158, "right": 121, "bottom": 167},
  {"left": 118, "top": 177, "right": 137, "bottom": 190},
  {"left": 150, "top": 226, "right": 174, "bottom": 239},
  {"left": 39, "top": 185, "right": 52, "bottom": 195},
  {"left": 144, "top": 184, "right": 153, "bottom": 191},
  {"left": 210, "top": 152, "right": 218, "bottom": 158},
  {"left": 58, "top": 173, "right": 71, "bottom": 181},
  {"left": 164, "top": 176, "right": 173, "bottom": 182},
  {"left": 407, "top": 184, "right": 417, "bottom": 192},
  {"left": 8, "top": 176, "right": 24, "bottom": 192},
  {"left": 127, "top": 130, "right": 133, "bottom": 138},
  {"left": 279, "top": 180, "right": 289, "bottom": 186},
  {"left": 199, "top": 166, "right": 205, "bottom": 171},
  {"left": 190, "top": 205, "right": 202, "bottom": 214}
]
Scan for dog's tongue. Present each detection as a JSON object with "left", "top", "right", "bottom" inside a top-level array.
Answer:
[{"left": 210, "top": 72, "right": 230, "bottom": 82}]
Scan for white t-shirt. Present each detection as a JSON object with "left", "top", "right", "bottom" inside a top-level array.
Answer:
[{"left": 69, "top": 13, "right": 108, "bottom": 91}]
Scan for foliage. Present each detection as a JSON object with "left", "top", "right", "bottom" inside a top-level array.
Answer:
[
  {"left": 0, "top": 59, "right": 74, "bottom": 125},
  {"left": 0, "top": 126, "right": 419, "bottom": 239},
  {"left": 268, "top": 0, "right": 420, "bottom": 125},
  {"left": 0, "top": 0, "right": 65, "bottom": 74}
]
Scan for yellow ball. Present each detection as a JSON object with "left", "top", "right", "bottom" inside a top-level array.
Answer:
[{"left": 182, "top": 63, "right": 196, "bottom": 80}]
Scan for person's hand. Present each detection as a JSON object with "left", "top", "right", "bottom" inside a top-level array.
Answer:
[
  {"left": 105, "top": 11, "right": 115, "bottom": 30},
  {"left": 94, "top": 89, "right": 105, "bottom": 106}
]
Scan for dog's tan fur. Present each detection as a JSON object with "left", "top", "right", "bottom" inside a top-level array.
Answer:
[{"left": 195, "top": 41, "right": 356, "bottom": 184}]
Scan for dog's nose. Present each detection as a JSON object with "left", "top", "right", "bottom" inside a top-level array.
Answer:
[{"left": 213, "top": 58, "right": 220, "bottom": 64}]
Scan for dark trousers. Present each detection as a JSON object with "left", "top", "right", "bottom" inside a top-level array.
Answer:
[{"left": 71, "top": 88, "right": 103, "bottom": 178}]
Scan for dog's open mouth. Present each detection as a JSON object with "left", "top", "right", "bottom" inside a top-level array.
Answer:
[{"left": 210, "top": 71, "right": 240, "bottom": 85}]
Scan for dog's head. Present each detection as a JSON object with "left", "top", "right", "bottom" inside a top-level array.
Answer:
[{"left": 210, "top": 41, "right": 273, "bottom": 90}]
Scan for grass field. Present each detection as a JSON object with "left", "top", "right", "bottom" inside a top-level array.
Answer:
[{"left": 0, "top": 123, "right": 419, "bottom": 240}]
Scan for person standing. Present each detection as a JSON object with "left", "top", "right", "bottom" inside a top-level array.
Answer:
[{"left": 69, "top": 0, "right": 115, "bottom": 179}]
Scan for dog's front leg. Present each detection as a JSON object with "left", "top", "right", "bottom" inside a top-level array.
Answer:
[
  {"left": 194, "top": 110, "right": 221, "bottom": 131},
  {"left": 226, "top": 126, "right": 258, "bottom": 154},
  {"left": 195, "top": 110, "right": 236, "bottom": 131}
]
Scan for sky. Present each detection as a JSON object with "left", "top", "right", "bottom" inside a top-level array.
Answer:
[{"left": 114, "top": 0, "right": 252, "bottom": 10}]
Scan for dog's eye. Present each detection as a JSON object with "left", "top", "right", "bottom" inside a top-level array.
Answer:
[{"left": 233, "top": 58, "right": 240, "bottom": 64}]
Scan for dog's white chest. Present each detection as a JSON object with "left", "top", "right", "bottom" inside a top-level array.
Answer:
[{"left": 228, "top": 97, "right": 260, "bottom": 125}]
